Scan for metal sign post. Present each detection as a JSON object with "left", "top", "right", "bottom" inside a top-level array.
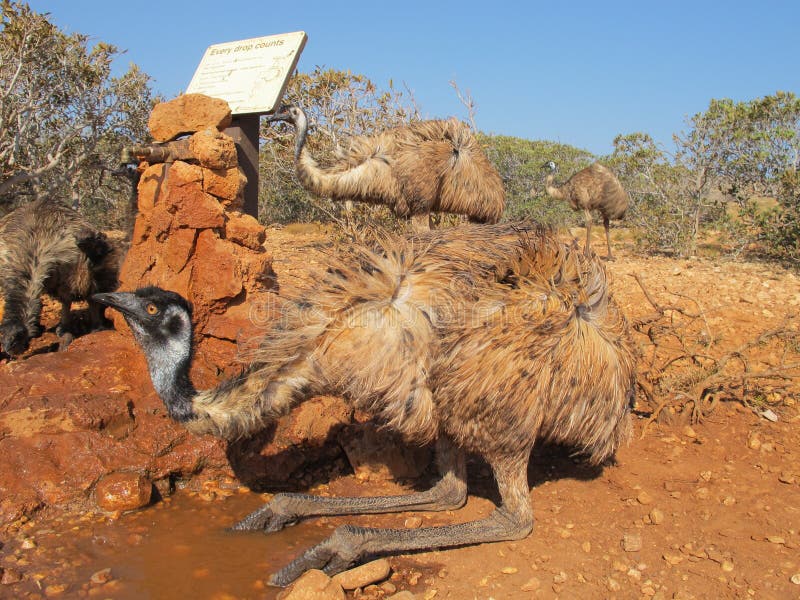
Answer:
[{"left": 186, "top": 31, "right": 307, "bottom": 218}]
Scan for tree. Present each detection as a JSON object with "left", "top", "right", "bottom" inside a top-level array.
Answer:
[
  {"left": 0, "top": 1, "right": 156, "bottom": 227},
  {"left": 608, "top": 93, "right": 800, "bottom": 257}
]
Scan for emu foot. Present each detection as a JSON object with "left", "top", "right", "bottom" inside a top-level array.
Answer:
[
  {"left": 229, "top": 503, "right": 297, "bottom": 533},
  {"left": 268, "top": 525, "right": 362, "bottom": 587}
]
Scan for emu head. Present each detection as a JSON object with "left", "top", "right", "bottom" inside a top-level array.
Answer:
[
  {"left": 93, "top": 287, "right": 192, "bottom": 356},
  {"left": 0, "top": 321, "right": 29, "bottom": 356},
  {"left": 542, "top": 161, "right": 557, "bottom": 172},
  {"left": 265, "top": 105, "right": 307, "bottom": 128}
]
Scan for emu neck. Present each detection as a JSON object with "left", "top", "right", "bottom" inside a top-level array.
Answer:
[
  {"left": 139, "top": 326, "right": 197, "bottom": 423},
  {"left": 149, "top": 353, "right": 197, "bottom": 422},
  {"left": 293, "top": 113, "right": 309, "bottom": 162},
  {"left": 544, "top": 173, "right": 565, "bottom": 200}
]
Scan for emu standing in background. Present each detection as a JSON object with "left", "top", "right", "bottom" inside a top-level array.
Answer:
[
  {"left": 266, "top": 105, "right": 505, "bottom": 230},
  {"left": 96, "top": 223, "right": 636, "bottom": 586},
  {"left": 0, "top": 198, "right": 121, "bottom": 356},
  {"left": 543, "top": 161, "right": 629, "bottom": 259}
]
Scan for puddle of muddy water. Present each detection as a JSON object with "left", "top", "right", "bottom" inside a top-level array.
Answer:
[{"left": 13, "top": 491, "right": 337, "bottom": 600}]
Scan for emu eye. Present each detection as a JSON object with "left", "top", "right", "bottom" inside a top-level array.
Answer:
[{"left": 146, "top": 303, "right": 159, "bottom": 315}]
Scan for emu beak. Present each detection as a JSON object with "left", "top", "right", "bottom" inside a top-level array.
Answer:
[
  {"left": 93, "top": 292, "right": 141, "bottom": 318},
  {"left": 265, "top": 107, "right": 291, "bottom": 123}
]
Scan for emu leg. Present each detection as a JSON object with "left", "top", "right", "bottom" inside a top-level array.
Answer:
[
  {"left": 268, "top": 449, "right": 533, "bottom": 586},
  {"left": 583, "top": 209, "right": 593, "bottom": 257},
  {"left": 603, "top": 216, "right": 615, "bottom": 260},
  {"left": 56, "top": 300, "right": 74, "bottom": 350},
  {"left": 232, "top": 437, "right": 467, "bottom": 533}
]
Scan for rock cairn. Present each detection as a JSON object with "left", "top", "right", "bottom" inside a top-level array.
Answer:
[{"left": 118, "top": 93, "right": 273, "bottom": 379}]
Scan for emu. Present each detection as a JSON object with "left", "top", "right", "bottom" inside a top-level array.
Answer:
[
  {"left": 0, "top": 198, "right": 121, "bottom": 356},
  {"left": 95, "top": 223, "right": 636, "bottom": 586},
  {"left": 543, "top": 161, "right": 629, "bottom": 260},
  {"left": 267, "top": 106, "right": 505, "bottom": 230}
]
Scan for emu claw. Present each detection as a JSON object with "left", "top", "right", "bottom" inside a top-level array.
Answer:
[
  {"left": 229, "top": 505, "right": 295, "bottom": 533},
  {"left": 268, "top": 544, "right": 354, "bottom": 587}
]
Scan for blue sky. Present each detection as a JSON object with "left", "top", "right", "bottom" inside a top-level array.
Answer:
[{"left": 29, "top": 0, "right": 800, "bottom": 156}]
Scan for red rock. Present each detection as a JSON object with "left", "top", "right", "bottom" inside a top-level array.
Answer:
[
  {"left": 163, "top": 227, "right": 197, "bottom": 273},
  {"left": 190, "top": 230, "right": 243, "bottom": 306},
  {"left": 94, "top": 472, "right": 152, "bottom": 512},
  {"left": 189, "top": 128, "right": 238, "bottom": 170},
  {"left": 148, "top": 94, "right": 232, "bottom": 142},
  {"left": 282, "top": 569, "right": 345, "bottom": 600},
  {"left": 332, "top": 559, "right": 392, "bottom": 590},
  {"left": 204, "top": 166, "right": 246, "bottom": 204},
  {"left": 225, "top": 212, "right": 266, "bottom": 250},
  {"left": 164, "top": 162, "right": 225, "bottom": 230},
  {"left": 137, "top": 163, "right": 168, "bottom": 215}
]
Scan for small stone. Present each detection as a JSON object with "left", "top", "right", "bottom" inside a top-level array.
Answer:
[
  {"left": 404, "top": 517, "right": 423, "bottom": 529},
  {"left": 332, "top": 559, "right": 391, "bottom": 591},
  {"left": 89, "top": 568, "right": 112, "bottom": 585},
  {"left": 637, "top": 491, "right": 654, "bottom": 505},
  {"left": 641, "top": 584, "right": 656, "bottom": 596},
  {"left": 649, "top": 508, "right": 665, "bottom": 525},
  {"left": 423, "top": 590, "right": 438, "bottom": 600},
  {"left": 622, "top": 533, "right": 643, "bottom": 552},
  {"left": 44, "top": 584, "right": 68, "bottom": 596},
  {"left": 695, "top": 487, "right": 710, "bottom": 500},
  {"left": 380, "top": 582, "right": 397, "bottom": 595},
  {"left": 747, "top": 433, "right": 761, "bottom": 450},
  {"left": 699, "top": 471, "right": 712, "bottom": 482},
  {"left": 553, "top": 571, "right": 567, "bottom": 584},
  {"left": 282, "top": 569, "right": 345, "bottom": 600},
  {"left": 721, "top": 561, "right": 734, "bottom": 572},
  {"left": 521, "top": 577, "right": 541, "bottom": 591},
  {"left": 501, "top": 566, "right": 518, "bottom": 574},
  {"left": 613, "top": 560, "right": 628, "bottom": 572},
  {"left": 663, "top": 553, "right": 684, "bottom": 565},
  {"left": 95, "top": 472, "right": 152, "bottom": 512},
  {"left": 778, "top": 473, "right": 797, "bottom": 484},
  {"left": 722, "top": 496, "right": 736, "bottom": 506},
  {"left": 606, "top": 577, "right": 621, "bottom": 591},
  {"left": 682, "top": 425, "right": 697, "bottom": 439},
  {"left": 20, "top": 538, "right": 36, "bottom": 549},
  {"left": 1, "top": 568, "right": 23, "bottom": 584},
  {"left": 791, "top": 573, "right": 800, "bottom": 585},
  {"left": 582, "top": 541, "right": 592, "bottom": 552}
]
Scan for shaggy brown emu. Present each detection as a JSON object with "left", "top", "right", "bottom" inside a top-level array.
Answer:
[
  {"left": 95, "top": 223, "right": 636, "bottom": 586},
  {"left": 0, "top": 198, "right": 121, "bottom": 355},
  {"left": 267, "top": 106, "right": 505, "bottom": 229},
  {"left": 543, "top": 161, "right": 629, "bottom": 259}
]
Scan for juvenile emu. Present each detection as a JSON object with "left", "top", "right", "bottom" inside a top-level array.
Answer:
[
  {"left": 267, "top": 105, "right": 505, "bottom": 229},
  {"left": 543, "top": 161, "right": 629, "bottom": 259},
  {"left": 95, "top": 223, "right": 636, "bottom": 586},
  {"left": 0, "top": 198, "right": 121, "bottom": 355}
]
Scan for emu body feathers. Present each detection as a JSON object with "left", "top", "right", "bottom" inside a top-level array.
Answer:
[{"left": 98, "top": 223, "right": 636, "bottom": 585}]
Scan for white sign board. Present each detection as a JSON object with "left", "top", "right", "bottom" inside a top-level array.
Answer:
[{"left": 186, "top": 32, "right": 307, "bottom": 115}]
